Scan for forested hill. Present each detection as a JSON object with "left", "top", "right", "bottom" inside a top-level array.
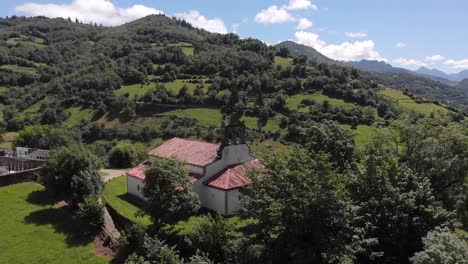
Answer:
[
  {"left": 277, "top": 41, "right": 468, "bottom": 107},
  {"left": 0, "top": 15, "right": 465, "bottom": 143}
]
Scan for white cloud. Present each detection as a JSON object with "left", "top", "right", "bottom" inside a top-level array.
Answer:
[
  {"left": 296, "top": 18, "right": 313, "bottom": 30},
  {"left": 392, "top": 58, "right": 426, "bottom": 67},
  {"left": 176, "top": 10, "right": 227, "bottom": 34},
  {"left": 444, "top": 59, "right": 468, "bottom": 69},
  {"left": 345, "top": 32, "right": 367, "bottom": 38},
  {"left": 231, "top": 23, "right": 240, "bottom": 33},
  {"left": 294, "top": 31, "right": 384, "bottom": 61},
  {"left": 425, "top": 55, "right": 445, "bottom": 62},
  {"left": 286, "top": 0, "right": 318, "bottom": 10},
  {"left": 396, "top": 42, "right": 407, "bottom": 48},
  {"left": 16, "top": 0, "right": 163, "bottom": 26},
  {"left": 254, "top": 5, "right": 294, "bottom": 24}
]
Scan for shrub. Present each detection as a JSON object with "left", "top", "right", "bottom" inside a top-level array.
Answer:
[
  {"left": 76, "top": 195, "right": 104, "bottom": 231},
  {"left": 108, "top": 144, "right": 145, "bottom": 168}
]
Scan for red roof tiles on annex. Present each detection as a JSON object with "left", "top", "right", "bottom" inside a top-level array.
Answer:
[
  {"left": 204, "top": 159, "right": 263, "bottom": 190},
  {"left": 147, "top": 137, "right": 220, "bottom": 167}
]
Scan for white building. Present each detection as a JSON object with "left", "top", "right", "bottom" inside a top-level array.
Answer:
[{"left": 126, "top": 136, "right": 262, "bottom": 215}]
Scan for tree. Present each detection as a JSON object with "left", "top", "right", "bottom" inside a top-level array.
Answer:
[
  {"left": 142, "top": 158, "right": 200, "bottom": 227},
  {"left": 108, "top": 144, "right": 145, "bottom": 168},
  {"left": 188, "top": 214, "right": 242, "bottom": 263},
  {"left": 242, "top": 150, "right": 356, "bottom": 263},
  {"left": 14, "top": 125, "right": 76, "bottom": 149},
  {"left": 410, "top": 228, "right": 468, "bottom": 264},
  {"left": 42, "top": 145, "right": 102, "bottom": 198},
  {"left": 125, "top": 235, "right": 181, "bottom": 264},
  {"left": 348, "top": 155, "right": 453, "bottom": 264},
  {"left": 304, "top": 120, "right": 355, "bottom": 169},
  {"left": 76, "top": 195, "right": 104, "bottom": 231},
  {"left": 70, "top": 169, "right": 104, "bottom": 204}
]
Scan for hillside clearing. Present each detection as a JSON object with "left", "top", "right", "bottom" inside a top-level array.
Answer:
[
  {"left": 0, "top": 65, "right": 37, "bottom": 75},
  {"left": 287, "top": 92, "right": 358, "bottom": 111},
  {"left": 379, "top": 88, "right": 449, "bottom": 115},
  {"left": 274, "top": 56, "right": 292, "bottom": 67}
]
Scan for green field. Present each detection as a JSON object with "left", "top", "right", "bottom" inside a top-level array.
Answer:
[
  {"left": 158, "top": 108, "right": 222, "bottom": 126},
  {"left": 114, "top": 79, "right": 207, "bottom": 97},
  {"left": 6, "top": 36, "right": 46, "bottom": 49},
  {"left": 242, "top": 115, "right": 282, "bottom": 132},
  {"left": 287, "top": 92, "right": 357, "bottom": 112},
  {"left": 0, "top": 183, "right": 107, "bottom": 264},
  {"left": 250, "top": 139, "right": 293, "bottom": 158},
  {"left": 17, "top": 98, "right": 49, "bottom": 119},
  {"left": 379, "top": 88, "right": 449, "bottom": 115},
  {"left": 274, "top": 56, "right": 292, "bottom": 67},
  {"left": 64, "top": 107, "right": 95, "bottom": 127},
  {"left": 0, "top": 65, "right": 37, "bottom": 75},
  {"left": 342, "top": 124, "right": 380, "bottom": 146}
]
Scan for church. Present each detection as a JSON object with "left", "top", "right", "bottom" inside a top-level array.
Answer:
[{"left": 126, "top": 123, "right": 263, "bottom": 215}]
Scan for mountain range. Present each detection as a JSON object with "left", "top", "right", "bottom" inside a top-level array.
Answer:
[
  {"left": 415, "top": 67, "right": 468, "bottom": 82},
  {"left": 276, "top": 41, "right": 468, "bottom": 106},
  {"left": 348, "top": 59, "right": 468, "bottom": 84}
]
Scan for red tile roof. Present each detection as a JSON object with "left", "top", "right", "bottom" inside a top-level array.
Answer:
[
  {"left": 205, "top": 159, "right": 263, "bottom": 190},
  {"left": 147, "top": 138, "right": 220, "bottom": 167},
  {"left": 126, "top": 160, "right": 150, "bottom": 180},
  {"left": 126, "top": 160, "right": 204, "bottom": 183}
]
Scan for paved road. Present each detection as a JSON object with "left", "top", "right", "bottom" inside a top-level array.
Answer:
[{"left": 100, "top": 169, "right": 127, "bottom": 182}]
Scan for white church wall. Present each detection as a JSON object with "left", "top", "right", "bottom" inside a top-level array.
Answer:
[
  {"left": 127, "top": 175, "right": 145, "bottom": 200},
  {"left": 201, "top": 185, "right": 228, "bottom": 215},
  {"left": 205, "top": 144, "right": 255, "bottom": 178},
  {"left": 226, "top": 188, "right": 241, "bottom": 215},
  {"left": 185, "top": 164, "right": 204, "bottom": 175}
]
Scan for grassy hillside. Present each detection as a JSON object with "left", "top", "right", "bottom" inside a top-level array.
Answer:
[
  {"left": 0, "top": 183, "right": 106, "bottom": 264},
  {"left": 379, "top": 88, "right": 449, "bottom": 115}
]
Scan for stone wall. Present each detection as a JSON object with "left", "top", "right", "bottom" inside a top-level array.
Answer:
[
  {"left": 0, "top": 167, "right": 41, "bottom": 187},
  {"left": 0, "top": 156, "right": 46, "bottom": 172}
]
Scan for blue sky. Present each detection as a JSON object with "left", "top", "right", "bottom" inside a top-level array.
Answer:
[{"left": 2, "top": 0, "right": 468, "bottom": 73}]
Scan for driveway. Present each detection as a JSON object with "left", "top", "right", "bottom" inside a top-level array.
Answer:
[{"left": 100, "top": 169, "right": 127, "bottom": 182}]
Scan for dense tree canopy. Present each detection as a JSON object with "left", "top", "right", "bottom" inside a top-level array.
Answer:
[
  {"left": 142, "top": 157, "right": 200, "bottom": 226},
  {"left": 243, "top": 150, "right": 356, "bottom": 263}
]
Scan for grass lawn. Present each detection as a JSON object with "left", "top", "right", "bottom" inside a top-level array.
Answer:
[
  {"left": 157, "top": 108, "right": 222, "bottom": 126},
  {"left": 102, "top": 176, "right": 152, "bottom": 226},
  {"left": 0, "top": 65, "right": 37, "bottom": 75},
  {"left": 103, "top": 176, "right": 252, "bottom": 236},
  {"left": 274, "top": 56, "right": 292, "bottom": 67},
  {"left": 379, "top": 88, "right": 449, "bottom": 116},
  {"left": 64, "top": 107, "right": 95, "bottom": 127},
  {"left": 0, "top": 183, "right": 107, "bottom": 264},
  {"left": 286, "top": 92, "right": 357, "bottom": 111}
]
